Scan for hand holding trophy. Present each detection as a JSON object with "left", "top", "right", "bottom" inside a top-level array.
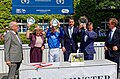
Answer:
[
  {"left": 50, "top": 18, "right": 60, "bottom": 32},
  {"left": 51, "top": 18, "right": 60, "bottom": 27},
  {"left": 78, "top": 16, "right": 88, "bottom": 30},
  {"left": 27, "top": 17, "right": 35, "bottom": 29},
  {"left": 27, "top": 17, "right": 35, "bottom": 25}
]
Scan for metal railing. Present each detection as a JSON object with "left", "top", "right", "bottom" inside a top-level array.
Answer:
[{"left": 0, "top": 42, "right": 105, "bottom": 73}]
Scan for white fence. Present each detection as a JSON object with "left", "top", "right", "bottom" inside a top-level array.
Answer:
[{"left": 0, "top": 42, "right": 105, "bottom": 73}]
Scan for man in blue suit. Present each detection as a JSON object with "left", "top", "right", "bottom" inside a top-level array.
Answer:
[
  {"left": 61, "top": 18, "right": 80, "bottom": 61},
  {"left": 80, "top": 22, "right": 97, "bottom": 60},
  {"left": 104, "top": 18, "right": 120, "bottom": 79}
]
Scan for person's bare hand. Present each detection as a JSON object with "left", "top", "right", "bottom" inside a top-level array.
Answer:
[
  {"left": 79, "top": 23, "right": 83, "bottom": 29},
  {"left": 50, "top": 20, "right": 52, "bottom": 27},
  {"left": 27, "top": 24, "right": 31, "bottom": 29},
  {"left": 41, "top": 46, "right": 44, "bottom": 50},
  {"left": 6, "top": 61, "right": 11, "bottom": 65},
  {"left": 104, "top": 46, "right": 108, "bottom": 50},
  {"left": 83, "top": 23, "right": 86, "bottom": 30},
  {"left": 58, "top": 22, "right": 60, "bottom": 28},
  {"left": 62, "top": 47, "right": 66, "bottom": 53},
  {"left": 113, "top": 46, "right": 118, "bottom": 51}
]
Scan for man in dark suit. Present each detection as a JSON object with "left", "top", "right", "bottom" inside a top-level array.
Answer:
[
  {"left": 4, "top": 21, "right": 23, "bottom": 79},
  {"left": 61, "top": 18, "right": 80, "bottom": 61},
  {"left": 104, "top": 18, "right": 120, "bottom": 79},
  {"left": 79, "top": 22, "right": 97, "bottom": 60}
]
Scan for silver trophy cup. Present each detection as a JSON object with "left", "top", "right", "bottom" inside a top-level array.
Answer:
[
  {"left": 27, "top": 17, "right": 35, "bottom": 25},
  {"left": 51, "top": 18, "right": 59, "bottom": 27},
  {"left": 78, "top": 16, "right": 88, "bottom": 25}
]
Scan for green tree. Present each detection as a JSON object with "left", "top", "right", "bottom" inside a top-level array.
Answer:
[
  {"left": 95, "top": 0, "right": 120, "bottom": 25},
  {"left": 96, "top": 0, "right": 120, "bottom": 9},
  {"left": 0, "top": 0, "right": 12, "bottom": 33},
  {"left": 74, "top": 0, "right": 96, "bottom": 23},
  {"left": 1, "top": 0, "right": 120, "bottom": 44}
]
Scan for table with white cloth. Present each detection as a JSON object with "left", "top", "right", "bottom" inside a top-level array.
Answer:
[{"left": 19, "top": 59, "right": 117, "bottom": 79}]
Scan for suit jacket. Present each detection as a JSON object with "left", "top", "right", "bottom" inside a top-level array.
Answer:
[
  {"left": 105, "top": 28, "right": 120, "bottom": 57},
  {"left": 61, "top": 26, "right": 80, "bottom": 52},
  {"left": 4, "top": 30, "right": 23, "bottom": 62},
  {"left": 80, "top": 30, "right": 97, "bottom": 54},
  {"left": 28, "top": 34, "right": 44, "bottom": 48}
]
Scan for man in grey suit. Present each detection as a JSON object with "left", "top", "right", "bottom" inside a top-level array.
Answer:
[{"left": 4, "top": 21, "right": 23, "bottom": 79}]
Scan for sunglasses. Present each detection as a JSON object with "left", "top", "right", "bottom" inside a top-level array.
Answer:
[{"left": 107, "top": 23, "right": 111, "bottom": 26}]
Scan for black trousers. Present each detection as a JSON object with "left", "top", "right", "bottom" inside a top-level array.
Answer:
[
  {"left": 64, "top": 45, "right": 77, "bottom": 61},
  {"left": 105, "top": 54, "right": 119, "bottom": 79}
]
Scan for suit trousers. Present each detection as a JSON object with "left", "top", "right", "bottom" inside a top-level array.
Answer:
[
  {"left": 84, "top": 51, "right": 94, "bottom": 60},
  {"left": 64, "top": 45, "right": 77, "bottom": 61},
  {"left": 8, "top": 62, "right": 21, "bottom": 79},
  {"left": 105, "top": 53, "right": 119, "bottom": 79},
  {"left": 64, "top": 51, "right": 71, "bottom": 61}
]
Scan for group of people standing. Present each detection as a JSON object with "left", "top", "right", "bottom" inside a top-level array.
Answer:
[
  {"left": 4, "top": 17, "right": 120, "bottom": 79},
  {"left": 24, "top": 17, "right": 98, "bottom": 63}
]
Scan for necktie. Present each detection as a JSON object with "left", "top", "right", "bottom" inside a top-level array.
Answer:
[{"left": 108, "top": 30, "right": 112, "bottom": 42}]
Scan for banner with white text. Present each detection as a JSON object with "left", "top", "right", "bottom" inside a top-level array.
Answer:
[{"left": 12, "top": 0, "right": 74, "bottom": 14}]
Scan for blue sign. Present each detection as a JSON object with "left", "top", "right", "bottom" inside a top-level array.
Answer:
[{"left": 12, "top": 0, "right": 74, "bottom": 15}]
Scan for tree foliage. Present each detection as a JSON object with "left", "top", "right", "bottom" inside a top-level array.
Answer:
[
  {"left": 95, "top": 0, "right": 120, "bottom": 25},
  {"left": 96, "top": 0, "right": 120, "bottom": 9},
  {"left": 74, "top": 0, "right": 96, "bottom": 22},
  {"left": 0, "top": 0, "right": 79, "bottom": 44},
  {"left": 1, "top": 0, "right": 120, "bottom": 44},
  {"left": 0, "top": 0, "right": 66, "bottom": 33}
]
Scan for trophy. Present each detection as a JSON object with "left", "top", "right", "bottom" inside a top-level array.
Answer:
[
  {"left": 51, "top": 18, "right": 59, "bottom": 27},
  {"left": 27, "top": 17, "right": 35, "bottom": 25},
  {"left": 78, "top": 16, "right": 88, "bottom": 25}
]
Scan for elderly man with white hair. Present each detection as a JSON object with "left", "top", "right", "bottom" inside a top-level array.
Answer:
[{"left": 4, "top": 21, "right": 23, "bottom": 79}]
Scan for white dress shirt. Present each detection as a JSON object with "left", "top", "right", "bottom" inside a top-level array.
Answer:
[{"left": 68, "top": 26, "right": 73, "bottom": 38}]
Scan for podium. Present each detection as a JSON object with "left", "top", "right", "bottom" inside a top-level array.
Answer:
[{"left": 19, "top": 59, "right": 117, "bottom": 79}]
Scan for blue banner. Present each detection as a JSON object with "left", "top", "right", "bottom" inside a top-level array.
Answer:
[{"left": 12, "top": 0, "right": 74, "bottom": 15}]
